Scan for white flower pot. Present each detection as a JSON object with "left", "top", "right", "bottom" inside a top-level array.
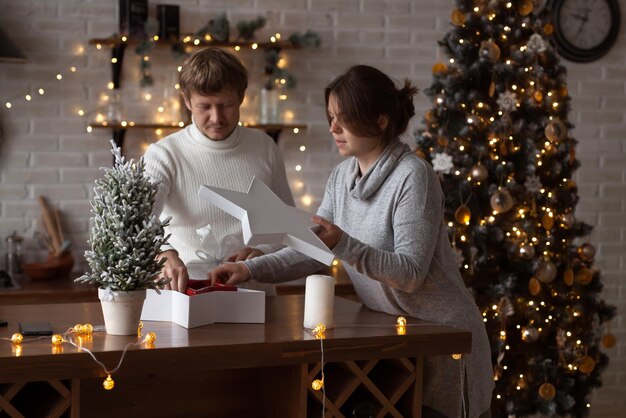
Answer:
[{"left": 98, "top": 288, "right": 147, "bottom": 335}]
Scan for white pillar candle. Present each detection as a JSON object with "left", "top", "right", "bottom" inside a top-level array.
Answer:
[{"left": 303, "top": 274, "right": 335, "bottom": 330}]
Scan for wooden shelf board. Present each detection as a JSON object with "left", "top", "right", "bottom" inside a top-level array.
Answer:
[{"left": 88, "top": 37, "right": 300, "bottom": 50}]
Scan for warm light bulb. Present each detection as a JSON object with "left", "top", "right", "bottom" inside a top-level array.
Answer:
[
  {"left": 313, "top": 324, "right": 326, "bottom": 335},
  {"left": 103, "top": 375, "right": 115, "bottom": 390},
  {"left": 11, "top": 333, "right": 23, "bottom": 344},
  {"left": 51, "top": 334, "right": 64, "bottom": 346},
  {"left": 396, "top": 316, "right": 407, "bottom": 326},
  {"left": 144, "top": 332, "right": 157, "bottom": 344},
  {"left": 311, "top": 379, "right": 324, "bottom": 391}
]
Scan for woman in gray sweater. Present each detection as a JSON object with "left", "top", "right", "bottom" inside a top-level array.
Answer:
[{"left": 210, "top": 65, "right": 494, "bottom": 418}]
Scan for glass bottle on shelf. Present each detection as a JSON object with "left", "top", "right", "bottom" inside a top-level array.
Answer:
[
  {"left": 260, "top": 87, "right": 280, "bottom": 124},
  {"left": 106, "top": 90, "right": 123, "bottom": 123}
]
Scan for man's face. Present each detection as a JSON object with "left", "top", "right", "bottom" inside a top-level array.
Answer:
[{"left": 184, "top": 89, "right": 242, "bottom": 140}]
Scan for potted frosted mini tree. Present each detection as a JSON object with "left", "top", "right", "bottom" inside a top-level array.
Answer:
[{"left": 77, "top": 140, "right": 170, "bottom": 335}]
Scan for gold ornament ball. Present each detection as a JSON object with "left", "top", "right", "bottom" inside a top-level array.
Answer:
[
  {"left": 563, "top": 268, "right": 575, "bottom": 286},
  {"left": 536, "top": 260, "right": 557, "bottom": 283},
  {"left": 103, "top": 375, "right": 115, "bottom": 390},
  {"left": 602, "top": 333, "right": 616, "bottom": 349},
  {"left": 577, "top": 243, "right": 596, "bottom": 261},
  {"left": 576, "top": 268, "right": 593, "bottom": 285},
  {"left": 470, "top": 164, "right": 488, "bottom": 182},
  {"left": 528, "top": 277, "right": 541, "bottom": 296},
  {"left": 579, "top": 356, "right": 596, "bottom": 374},
  {"left": 542, "top": 213, "right": 554, "bottom": 230},
  {"left": 538, "top": 382, "right": 556, "bottom": 400},
  {"left": 455, "top": 205, "right": 471, "bottom": 224},
  {"left": 544, "top": 24, "right": 554, "bottom": 35},
  {"left": 396, "top": 316, "right": 407, "bottom": 326},
  {"left": 10, "top": 333, "right": 23, "bottom": 344},
  {"left": 51, "top": 334, "right": 64, "bottom": 346},
  {"left": 490, "top": 189, "right": 514, "bottom": 213},
  {"left": 480, "top": 40, "right": 501, "bottom": 62},
  {"left": 432, "top": 62, "right": 448, "bottom": 75},
  {"left": 451, "top": 9, "right": 466, "bottom": 26},
  {"left": 144, "top": 332, "right": 157, "bottom": 344},
  {"left": 545, "top": 119, "right": 567, "bottom": 142},
  {"left": 451, "top": 353, "right": 462, "bottom": 360},
  {"left": 518, "top": 0, "right": 534, "bottom": 16},
  {"left": 521, "top": 326, "right": 539, "bottom": 343},
  {"left": 84, "top": 323, "right": 94, "bottom": 334},
  {"left": 74, "top": 324, "right": 85, "bottom": 334}
]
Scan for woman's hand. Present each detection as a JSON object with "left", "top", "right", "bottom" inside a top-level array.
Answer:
[
  {"left": 156, "top": 250, "right": 188, "bottom": 292},
  {"left": 312, "top": 216, "right": 343, "bottom": 249},
  {"left": 226, "top": 246, "right": 264, "bottom": 262},
  {"left": 209, "top": 262, "right": 251, "bottom": 286}
]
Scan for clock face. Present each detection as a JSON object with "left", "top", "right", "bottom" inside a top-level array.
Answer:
[{"left": 553, "top": 0, "right": 621, "bottom": 62}]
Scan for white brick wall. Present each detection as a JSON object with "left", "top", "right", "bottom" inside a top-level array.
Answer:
[{"left": 0, "top": 0, "right": 624, "bottom": 412}]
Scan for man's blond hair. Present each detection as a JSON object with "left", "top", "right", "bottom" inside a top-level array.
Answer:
[{"left": 179, "top": 48, "right": 248, "bottom": 101}]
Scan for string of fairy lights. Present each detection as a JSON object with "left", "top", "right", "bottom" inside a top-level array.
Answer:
[
  {"left": 1, "top": 321, "right": 156, "bottom": 390},
  {"left": 1, "top": 32, "right": 314, "bottom": 208}
]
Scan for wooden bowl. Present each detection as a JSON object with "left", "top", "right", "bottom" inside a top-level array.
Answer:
[{"left": 22, "top": 253, "right": 74, "bottom": 281}]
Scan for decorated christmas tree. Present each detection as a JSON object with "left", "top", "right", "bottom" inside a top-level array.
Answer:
[
  {"left": 415, "top": 1, "right": 616, "bottom": 416},
  {"left": 77, "top": 140, "right": 170, "bottom": 291}
]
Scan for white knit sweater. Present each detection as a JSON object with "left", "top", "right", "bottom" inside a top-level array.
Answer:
[{"left": 143, "top": 123, "right": 294, "bottom": 291}]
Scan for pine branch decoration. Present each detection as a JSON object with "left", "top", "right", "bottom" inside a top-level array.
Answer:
[{"left": 77, "top": 140, "right": 171, "bottom": 291}]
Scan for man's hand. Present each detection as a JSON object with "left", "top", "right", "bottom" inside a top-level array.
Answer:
[
  {"left": 226, "top": 246, "right": 264, "bottom": 262},
  {"left": 312, "top": 216, "right": 343, "bottom": 249},
  {"left": 209, "top": 262, "right": 251, "bottom": 286},
  {"left": 156, "top": 250, "right": 188, "bottom": 292}
]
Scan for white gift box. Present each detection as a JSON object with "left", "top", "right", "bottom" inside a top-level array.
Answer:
[{"left": 140, "top": 288, "right": 265, "bottom": 329}]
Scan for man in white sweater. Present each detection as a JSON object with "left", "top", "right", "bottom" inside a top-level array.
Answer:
[{"left": 143, "top": 48, "right": 294, "bottom": 293}]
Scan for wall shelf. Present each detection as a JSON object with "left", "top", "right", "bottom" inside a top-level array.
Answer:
[{"left": 88, "top": 35, "right": 305, "bottom": 157}]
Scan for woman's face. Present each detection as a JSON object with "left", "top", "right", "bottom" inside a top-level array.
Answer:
[{"left": 327, "top": 94, "right": 384, "bottom": 161}]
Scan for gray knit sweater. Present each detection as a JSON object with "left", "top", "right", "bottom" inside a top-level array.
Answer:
[{"left": 244, "top": 140, "right": 494, "bottom": 417}]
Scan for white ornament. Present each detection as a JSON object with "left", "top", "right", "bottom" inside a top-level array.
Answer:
[
  {"left": 527, "top": 33, "right": 547, "bottom": 54},
  {"left": 524, "top": 175, "right": 542, "bottom": 193},
  {"left": 497, "top": 90, "right": 518, "bottom": 113},
  {"left": 198, "top": 177, "right": 334, "bottom": 265},
  {"left": 431, "top": 152, "right": 454, "bottom": 174}
]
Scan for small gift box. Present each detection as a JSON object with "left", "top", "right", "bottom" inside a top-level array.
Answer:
[{"left": 141, "top": 286, "right": 265, "bottom": 329}]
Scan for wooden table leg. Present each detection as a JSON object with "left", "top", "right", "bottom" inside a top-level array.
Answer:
[{"left": 413, "top": 356, "right": 424, "bottom": 418}]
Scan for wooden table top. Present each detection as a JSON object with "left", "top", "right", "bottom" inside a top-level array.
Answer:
[{"left": 0, "top": 296, "right": 471, "bottom": 383}]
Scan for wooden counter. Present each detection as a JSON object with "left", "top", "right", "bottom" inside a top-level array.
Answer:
[{"left": 0, "top": 296, "right": 471, "bottom": 417}]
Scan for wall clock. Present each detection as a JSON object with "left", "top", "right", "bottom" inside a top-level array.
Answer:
[{"left": 552, "top": 0, "right": 621, "bottom": 62}]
